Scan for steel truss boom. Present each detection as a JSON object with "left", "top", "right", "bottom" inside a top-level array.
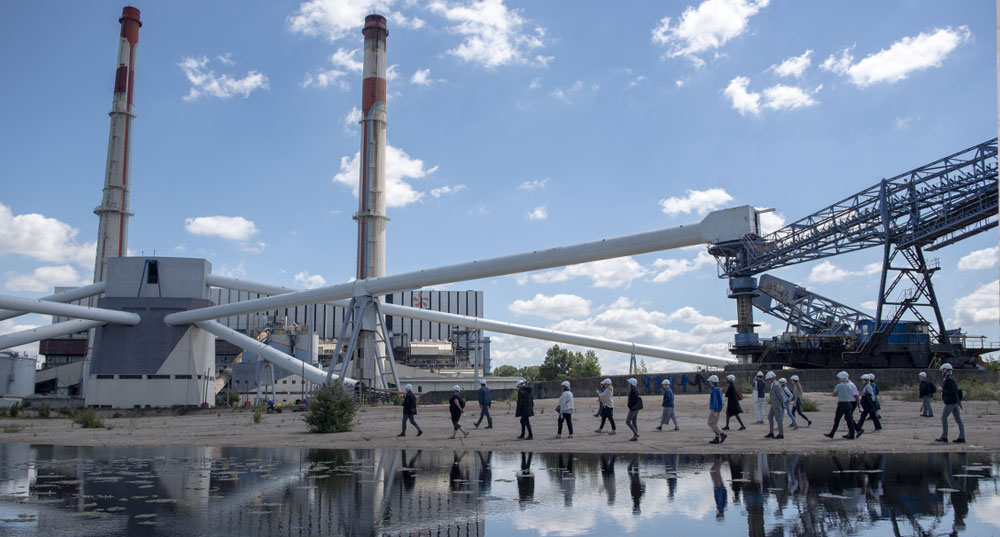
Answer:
[{"left": 753, "top": 274, "right": 872, "bottom": 335}]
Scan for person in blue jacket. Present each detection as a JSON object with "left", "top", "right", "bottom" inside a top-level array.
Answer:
[
  {"left": 680, "top": 373, "right": 690, "bottom": 393},
  {"left": 655, "top": 379, "right": 679, "bottom": 431},
  {"left": 474, "top": 378, "right": 493, "bottom": 429},
  {"left": 707, "top": 375, "right": 727, "bottom": 444}
]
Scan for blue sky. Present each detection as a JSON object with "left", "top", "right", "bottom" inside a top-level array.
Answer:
[{"left": 1, "top": 0, "right": 997, "bottom": 372}]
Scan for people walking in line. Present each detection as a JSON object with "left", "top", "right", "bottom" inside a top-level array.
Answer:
[
  {"left": 856, "top": 374, "right": 882, "bottom": 433},
  {"left": 936, "top": 363, "right": 965, "bottom": 444},
  {"left": 474, "top": 378, "right": 493, "bottom": 429},
  {"left": 707, "top": 375, "right": 727, "bottom": 444},
  {"left": 449, "top": 385, "right": 469, "bottom": 439},
  {"left": 722, "top": 374, "right": 745, "bottom": 431},
  {"left": 764, "top": 372, "right": 785, "bottom": 439},
  {"left": 625, "top": 377, "right": 643, "bottom": 441},
  {"left": 918, "top": 371, "right": 936, "bottom": 417},
  {"left": 753, "top": 372, "right": 767, "bottom": 424},
  {"left": 555, "top": 380, "right": 574, "bottom": 439},
  {"left": 824, "top": 371, "right": 860, "bottom": 440},
  {"left": 595, "top": 378, "right": 616, "bottom": 435},
  {"left": 515, "top": 379, "right": 534, "bottom": 440},
  {"left": 779, "top": 378, "right": 797, "bottom": 429},
  {"left": 789, "top": 375, "right": 812, "bottom": 428},
  {"left": 656, "top": 379, "right": 679, "bottom": 431},
  {"left": 398, "top": 384, "right": 423, "bottom": 437}
]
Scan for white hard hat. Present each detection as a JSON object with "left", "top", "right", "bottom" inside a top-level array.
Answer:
[
  {"left": 627, "top": 378, "right": 637, "bottom": 386},
  {"left": 707, "top": 375, "right": 719, "bottom": 383},
  {"left": 765, "top": 371, "right": 776, "bottom": 380},
  {"left": 940, "top": 363, "right": 953, "bottom": 371},
  {"left": 516, "top": 379, "right": 526, "bottom": 386},
  {"left": 404, "top": 384, "right": 413, "bottom": 392},
  {"left": 561, "top": 380, "right": 571, "bottom": 388},
  {"left": 452, "top": 385, "right": 461, "bottom": 392},
  {"left": 918, "top": 371, "right": 927, "bottom": 377},
  {"left": 662, "top": 379, "right": 671, "bottom": 386},
  {"left": 790, "top": 375, "right": 799, "bottom": 381},
  {"left": 755, "top": 371, "right": 764, "bottom": 377},
  {"left": 860, "top": 374, "right": 869, "bottom": 381},
  {"left": 480, "top": 379, "right": 487, "bottom": 385},
  {"left": 869, "top": 374, "right": 876, "bottom": 381},
  {"left": 601, "top": 378, "right": 612, "bottom": 385},
  {"left": 727, "top": 374, "right": 736, "bottom": 382},
  {"left": 837, "top": 371, "right": 849, "bottom": 380},
  {"left": 778, "top": 377, "right": 787, "bottom": 384}
]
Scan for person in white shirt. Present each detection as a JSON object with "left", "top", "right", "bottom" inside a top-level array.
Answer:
[{"left": 554, "top": 380, "right": 575, "bottom": 439}]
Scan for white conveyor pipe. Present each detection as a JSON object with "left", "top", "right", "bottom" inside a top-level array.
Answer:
[
  {"left": 0, "top": 319, "right": 105, "bottom": 350},
  {"left": 0, "top": 281, "right": 107, "bottom": 322},
  {"left": 205, "top": 274, "right": 735, "bottom": 367},
  {"left": 168, "top": 206, "right": 757, "bottom": 326},
  {"left": 194, "top": 320, "right": 356, "bottom": 386},
  {"left": 0, "top": 294, "right": 140, "bottom": 326}
]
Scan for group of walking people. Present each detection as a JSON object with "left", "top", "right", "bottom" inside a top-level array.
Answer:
[{"left": 396, "top": 364, "right": 968, "bottom": 445}]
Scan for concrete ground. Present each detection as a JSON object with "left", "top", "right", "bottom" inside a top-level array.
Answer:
[{"left": 1, "top": 392, "right": 997, "bottom": 454}]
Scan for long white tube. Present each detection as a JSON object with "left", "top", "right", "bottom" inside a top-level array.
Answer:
[
  {"left": 168, "top": 206, "right": 757, "bottom": 326},
  {"left": 0, "top": 294, "right": 140, "bottom": 326},
  {"left": 205, "top": 274, "right": 734, "bottom": 367},
  {"left": 0, "top": 282, "right": 107, "bottom": 322},
  {"left": 0, "top": 319, "right": 105, "bottom": 350},
  {"left": 194, "top": 320, "right": 356, "bottom": 386}
]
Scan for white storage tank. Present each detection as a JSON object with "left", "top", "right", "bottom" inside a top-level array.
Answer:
[{"left": 0, "top": 351, "right": 36, "bottom": 396}]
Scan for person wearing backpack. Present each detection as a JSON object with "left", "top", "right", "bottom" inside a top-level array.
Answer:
[
  {"left": 856, "top": 374, "right": 882, "bottom": 433},
  {"left": 918, "top": 371, "right": 936, "bottom": 417},
  {"left": 448, "top": 385, "right": 469, "bottom": 439},
  {"left": 515, "top": 379, "right": 535, "bottom": 440},
  {"left": 625, "top": 377, "right": 643, "bottom": 441},
  {"left": 936, "top": 363, "right": 965, "bottom": 443}
]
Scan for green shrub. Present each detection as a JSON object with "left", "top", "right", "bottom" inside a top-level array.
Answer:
[
  {"left": 37, "top": 405, "right": 51, "bottom": 419},
  {"left": 391, "top": 394, "right": 403, "bottom": 406},
  {"left": 8, "top": 403, "right": 19, "bottom": 418},
  {"left": 800, "top": 397, "right": 818, "bottom": 412},
  {"left": 959, "top": 379, "right": 1000, "bottom": 402},
  {"left": 305, "top": 383, "right": 358, "bottom": 433},
  {"left": 3, "top": 426, "right": 23, "bottom": 433},
  {"left": 58, "top": 407, "right": 73, "bottom": 417},
  {"left": 252, "top": 408, "right": 263, "bottom": 424},
  {"left": 72, "top": 409, "right": 105, "bottom": 429}
]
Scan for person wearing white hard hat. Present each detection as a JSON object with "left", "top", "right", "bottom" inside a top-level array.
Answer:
[
  {"left": 723, "top": 374, "right": 745, "bottom": 431},
  {"left": 764, "top": 371, "right": 785, "bottom": 439},
  {"left": 554, "top": 380, "right": 575, "bottom": 439},
  {"left": 753, "top": 371, "right": 767, "bottom": 424},
  {"left": 595, "top": 378, "right": 617, "bottom": 434},
  {"left": 824, "top": 372, "right": 860, "bottom": 440},
  {"left": 779, "top": 378, "right": 798, "bottom": 430},
  {"left": 789, "top": 375, "right": 812, "bottom": 428},
  {"left": 856, "top": 374, "right": 882, "bottom": 434},
  {"left": 448, "top": 385, "right": 469, "bottom": 439},
  {"left": 656, "top": 379, "right": 679, "bottom": 431},
  {"left": 707, "top": 375, "right": 726, "bottom": 444},
  {"left": 515, "top": 379, "right": 535, "bottom": 440},
  {"left": 474, "top": 378, "right": 493, "bottom": 429},
  {"left": 936, "top": 363, "right": 965, "bottom": 443},
  {"left": 398, "top": 384, "right": 423, "bottom": 437},
  {"left": 918, "top": 371, "right": 936, "bottom": 417},
  {"left": 625, "top": 378, "right": 644, "bottom": 441}
]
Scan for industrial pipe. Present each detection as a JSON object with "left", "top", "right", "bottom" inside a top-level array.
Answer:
[
  {"left": 0, "top": 281, "right": 107, "bottom": 322},
  {"left": 167, "top": 205, "right": 758, "bottom": 326},
  {"left": 194, "top": 320, "right": 356, "bottom": 386},
  {"left": 0, "top": 294, "right": 141, "bottom": 326},
  {"left": 0, "top": 319, "right": 105, "bottom": 350}
]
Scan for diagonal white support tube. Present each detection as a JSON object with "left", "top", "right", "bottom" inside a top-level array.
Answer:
[
  {"left": 0, "top": 282, "right": 107, "bottom": 322},
  {"left": 168, "top": 206, "right": 757, "bottom": 326},
  {"left": 0, "top": 319, "right": 105, "bottom": 350},
  {"left": 194, "top": 320, "right": 356, "bottom": 386},
  {"left": 0, "top": 294, "right": 140, "bottom": 326}
]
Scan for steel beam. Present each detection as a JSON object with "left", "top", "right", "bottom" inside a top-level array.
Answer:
[
  {"left": 0, "top": 282, "right": 107, "bottom": 322},
  {"left": 0, "top": 319, "right": 105, "bottom": 350},
  {"left": 0, "top": 294, "right": 140, "bottom": 325}
]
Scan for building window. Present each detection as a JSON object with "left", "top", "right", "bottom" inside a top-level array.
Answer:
[
  {"left": 147, "top": 375, "right": 170, "bottom": 380},
  {"left": 119, "top": 374, "right": 142, "bottom": 379},
  {"left": 174, "top": 374, "right": 192, "bottom": 379}
]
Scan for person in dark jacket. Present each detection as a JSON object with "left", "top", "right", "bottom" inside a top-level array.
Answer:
[
  {"left": 936, "top": 363, "right": 965, "bottom": 443},
  {"left": 918, "top": 371, "right": 935, "bottom": 417},
  {"left": 515, "top": 380, "right": 534, "bottom": 440},
  {"left": 625, "top": 377, "right": 643, "bottom": 441},
  {"left": 856, "top": 374, "right": 882, "bottom": 433},
  {"left": 656, "top": 379, "right": 678, "bottom": 431},
  {"left": 692, "top": 373, "right": 705, "bottom": 394},
  {"left": 449, "top": 385, "right": 469, "bottom": 439},
  {"left": 680, "top": 373, "right": 690, "bottom": 393},
  {"left": 723, "top": 374, "right": 746, "bottom": 431},
  {"left": 474, "top": 379, "right": 493, "bottom": 428},
  {"left": 398, "top": 384, "right": 422, "bottom": 437}
]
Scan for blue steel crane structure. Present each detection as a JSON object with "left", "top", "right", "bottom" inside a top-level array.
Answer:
[{"left": 709, "top": 138, "right": 998, "bottom": 368}]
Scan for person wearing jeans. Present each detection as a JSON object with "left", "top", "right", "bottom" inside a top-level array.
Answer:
[
  {"left": 789, "top": 375, "right": 812, "bottom": 427},
  {"left": 595, "top": 378, "right": 616, "bottom": 435},
  {"left": 656, "top": 379, "right": 678, "bottom": 430},
  {"left": 625, "top": 377, "right": 643, "bottom": 441},
  {"left": 474, "top": 378, "right": 493, "bottom": 429},
  {"left": 707, "top": 375, "right": 727, "bottom": 444},
  {"left": 918, "top": 371, "right": 935, "bottom": 417},
  {"left": 398, "top": 384, "right": 423, "bottom": 437},
  {"left": 753, "top": 371, "right": 767, "bottom": 424},
  {"left": 936, "top": 363, "right": 965, "bottom": 443},
  {"left": 555, "top": 380, "right": 574, "bottom": 439}
]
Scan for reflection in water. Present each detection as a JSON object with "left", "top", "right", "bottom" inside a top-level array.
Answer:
[{"left": 0, "top": 444, "right": 996, "bottom": 536}]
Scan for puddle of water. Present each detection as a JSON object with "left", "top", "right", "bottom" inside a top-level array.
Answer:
[{"left": 0, "top": 444, "right": 996, "bottom": 536}]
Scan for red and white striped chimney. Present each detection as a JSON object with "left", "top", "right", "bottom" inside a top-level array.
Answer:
[{"left": 355, "top": 14, "right": 389, "bottom": 281}]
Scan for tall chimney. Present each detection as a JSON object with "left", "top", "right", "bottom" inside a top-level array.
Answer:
[
  {"left": 355, "top": 14, "right": 389, "bottom": 281},
  {"left": 93, "top": 6, "right": 141, "bottom": 283}
]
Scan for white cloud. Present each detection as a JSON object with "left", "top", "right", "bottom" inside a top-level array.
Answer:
[
  {"left": 508, "top": 293, "right": 592, "bottom": 320},
  {"left": 650, "top": 250, "right": 716, "bottom": 283},
  {"left": 723, "top": 76, "right": 760, "bottom": 116},
  {"left": 302, "top": 48, "right": 364, "bottom": 90},
  {"left": 549, "top": 80, "right": 598, "bottom": 103},
  {"left": 238, "top": 240, "right": 268, "bottom": 254},
  {"left": 958, "top": 247, "right": 998, "bottom": 271},
  {"left": 217, "top": 53, "right": 235, "bottom": 65},
  {"left": 293, "top": 271, "right": 327, "bottom": 290},
  {"left": 769, "top": 50, "right": 812, "bottom": 78},
  {"left": 343, "top": 106, "right": 362, "bottom": 133},
  {"left": 517, "top": 178, "right": 548, "bottom": 190},
  {"left": 652, "top": 0, "right": 770, "bottom": 66},
  {"left": 0, "top": 203, "right": 95, "bottom": 268},
  {"left": 659, "top": 188, "right": 734, "bottom": 216},
  {"left": 0, "top": 318, "right": 43, "bottom": 356},
  {"left": 5, "top": 265, "right": 89, "bottom": 293},
  {"left": 952, "top": 280, "right": 999, "bottom": 326},
  {"left": 216, "top": 262, "right": 246, "bottom": 279},
  {"left": 807, "top": 260, "right": 880, "bottom": 283},
  {"left": 861, "top": 300, "right": 878, "bottom": 311},
  {"left": 675, "top": 79, "right": 685, "bottom": 87},
  {"left": 528, "top": 77, "right": 542, "bottom": 90},
  {"left": 820, "top": 26, "right": 971, "bottom": 87},
  {"left": 430, "top": 184, "right": 467, "bottom": 198},
  {"left": 756, "top": 209, "right": 785, "bottom": 234},
  {"left": 526, "top": 206, "right": 548, "bottom": 220},
  {"left": 332, "top": 144, "right": 439, "bottom": 208},
  {"left": 724, "top": 77, "right": 817, "bottom": 115},
  {"left": 288, "top": 0, "right": 423, "bottom": 42},
  {"left": 386, "top": 64, "right": 400, "bottom": 82},
  {"left": 628, "top": 75, "right": 648, "bottom": 88},
  {"left": 894, "top": 116, "right": 917, "bottom": 129},
  {"left": 762, "top": 84, "right": 817, "bottom": 110},
  {"left": 428, "top": 0, "right": 548, "bottom": 69},
  {"left": 523, "top": 257, "right": 649, "bottom": 289},
  {"left": 178, "top": 56, "right": 268, "bottom": 101},
  {"left": 184, "top": 216, "right": 259, "bottom": 241},
  {"left": 410, "top": 68, "right": 432, "bottom": 86}
]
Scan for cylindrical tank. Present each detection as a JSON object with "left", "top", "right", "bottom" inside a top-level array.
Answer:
[{"left": 0, "top": 352, "right": 36, "bottom": 396}]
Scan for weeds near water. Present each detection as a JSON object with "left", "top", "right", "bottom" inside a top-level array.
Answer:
[
  {"left": 37, "top": 405, "right": 51, "bottom": 419},
  {"left": 72, "top": 409, "right": 105, "bottom": 429},
  {"left": 3, "top": 426, "right": 23, "bottom": 433},
  {"left": 8, "top": 402, "right": 20, "bottom": 418},
  {"left": 252, "top": 408, "right": 263, "bottom": 424},
  {"left": 801, "top": 398, "right": 819, "bottom": 412}
]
